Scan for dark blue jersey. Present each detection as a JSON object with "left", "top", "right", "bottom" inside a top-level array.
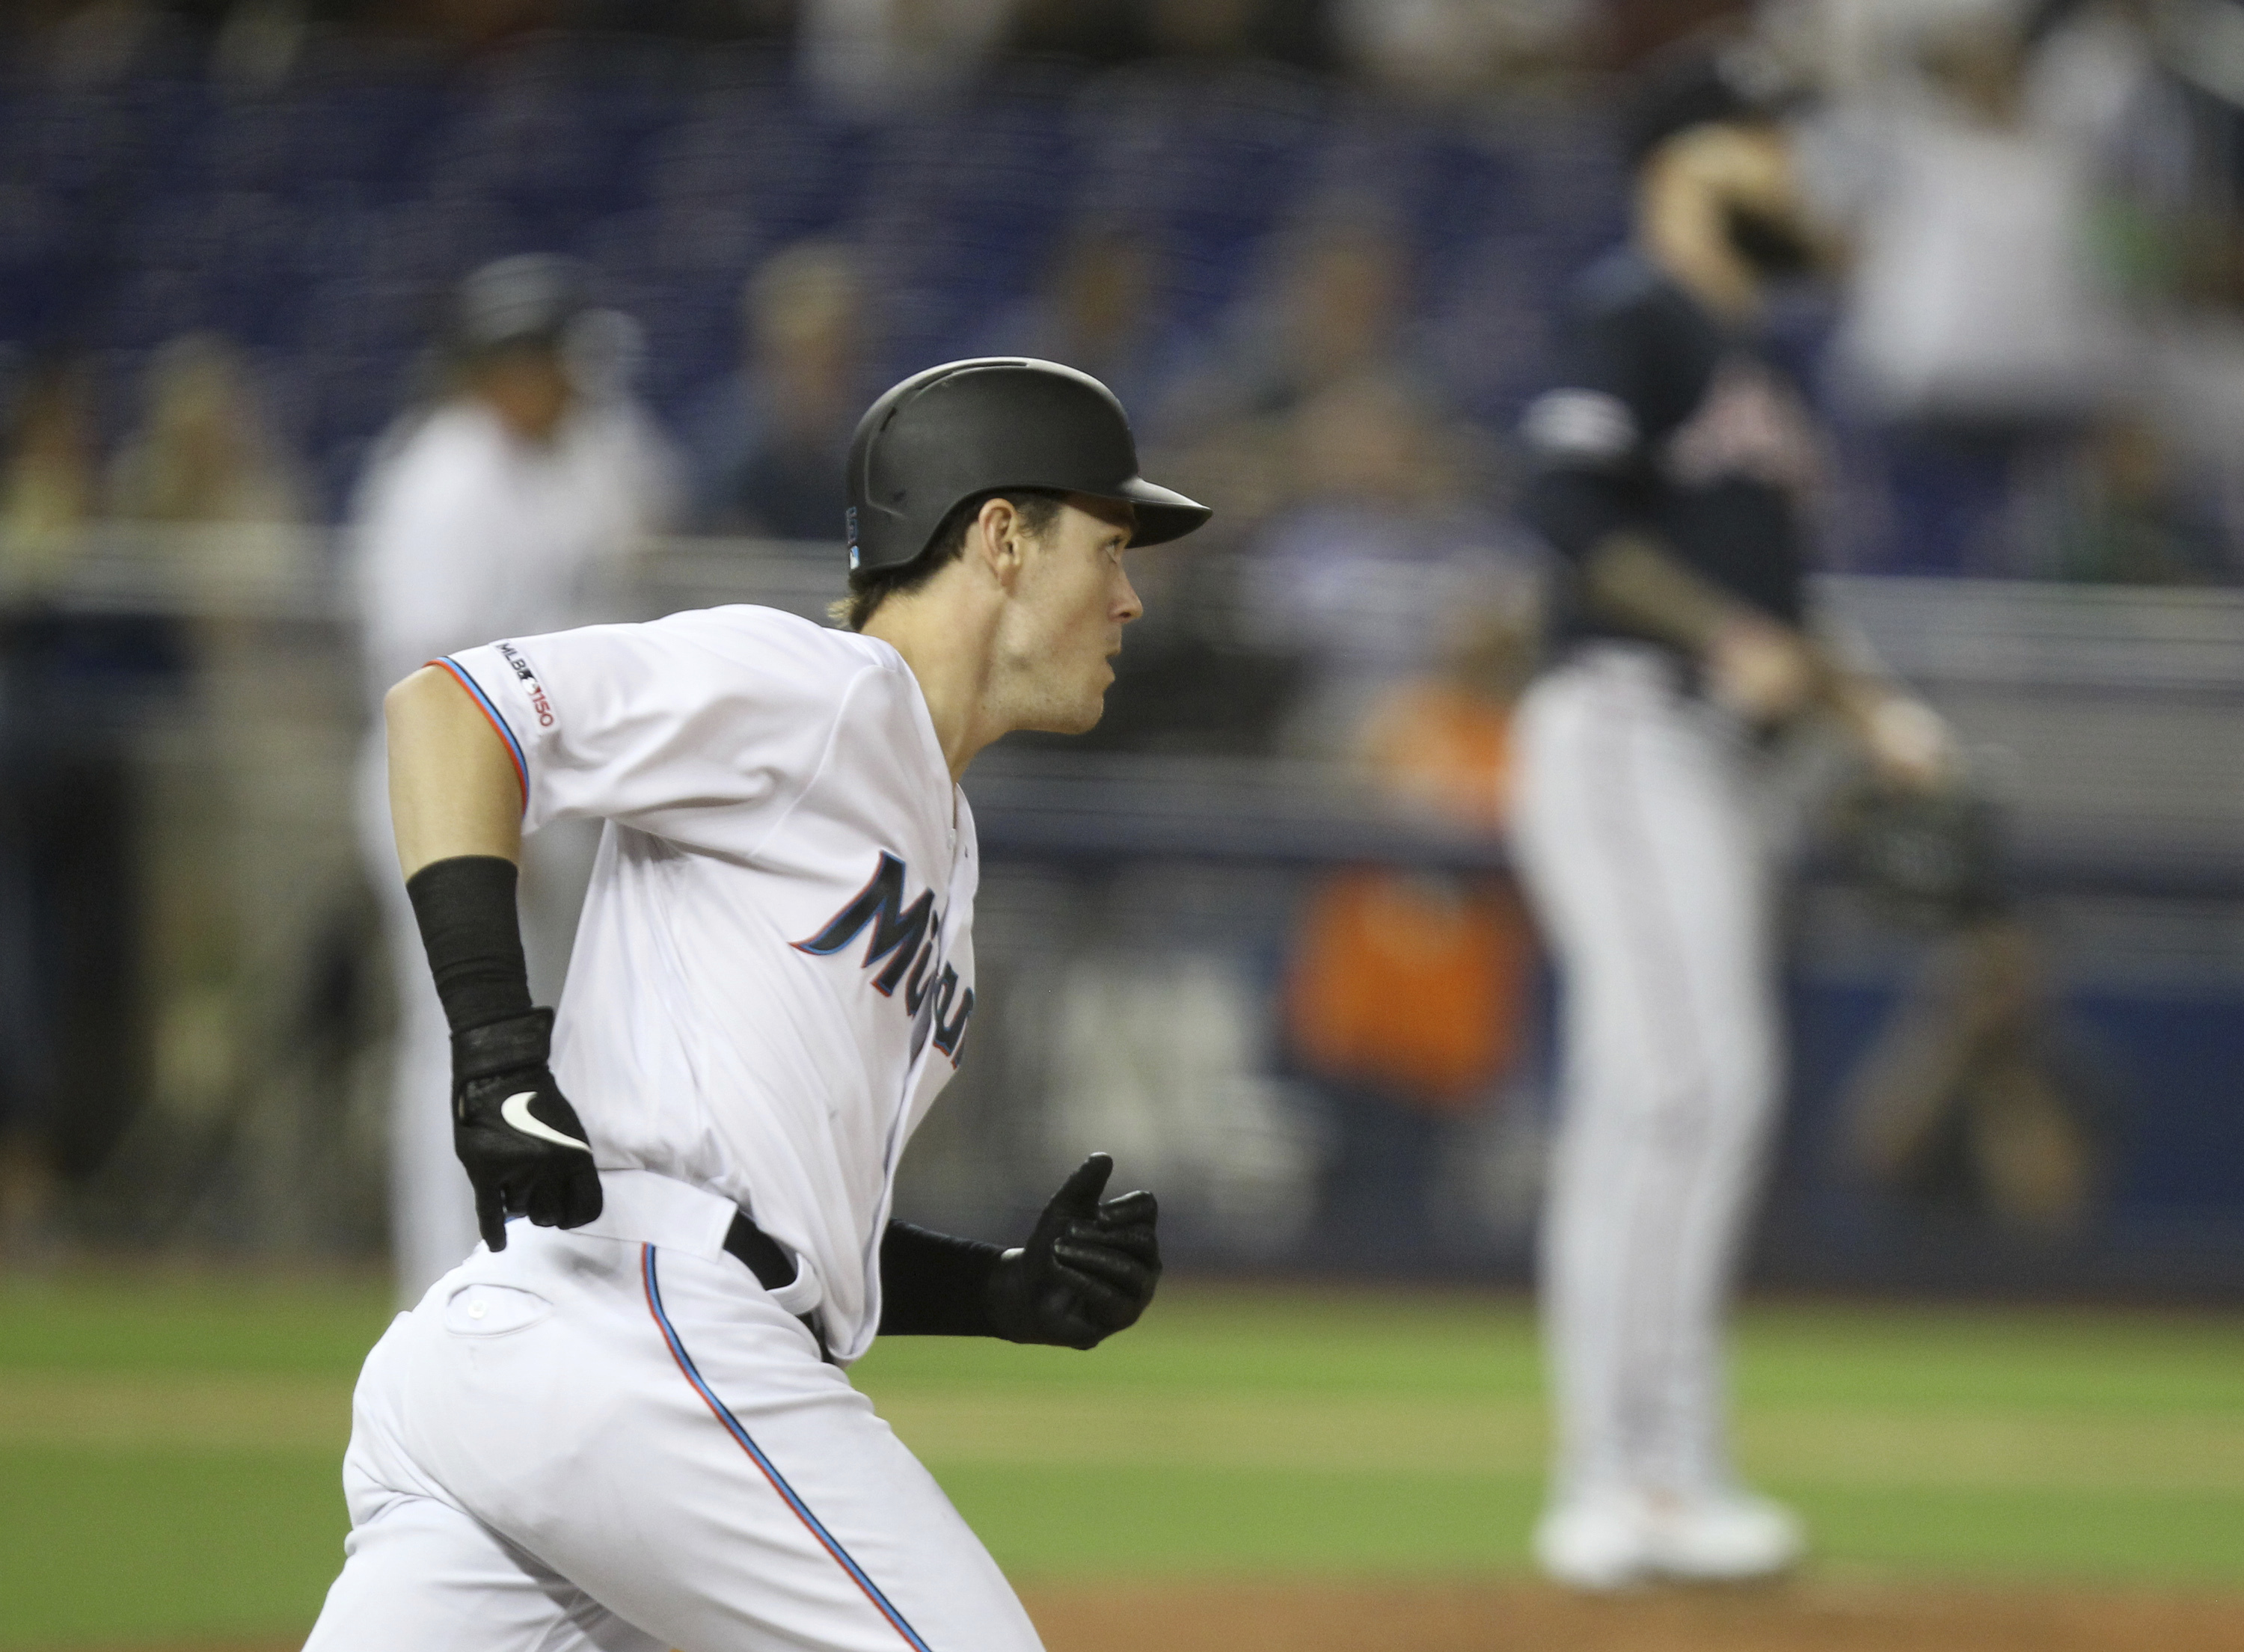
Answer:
[{"left": 1520, "top": 251, "right": 1821, "bottom": 659}]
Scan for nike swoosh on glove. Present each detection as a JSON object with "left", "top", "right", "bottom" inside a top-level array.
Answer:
[
  {"left": 451, "top": 1007, "right": 603, "bottom": 1251},
  {"left": 987, "top": 1153, "right": 1162, "bottom": 1350}
]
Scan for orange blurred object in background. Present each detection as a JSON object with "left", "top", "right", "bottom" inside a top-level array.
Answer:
[{"left": 1286, "top": 680, "right": 1533, "bottom": 1114}]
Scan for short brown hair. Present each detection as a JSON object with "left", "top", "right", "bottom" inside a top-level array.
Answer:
[{"left": 833, "top": 488, "right": 1065, "bottom": 631}]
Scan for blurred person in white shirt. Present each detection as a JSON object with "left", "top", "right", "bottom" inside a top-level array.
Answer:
[
  {"left": 1824, "top": 3, "right": 2146, "bottom": 423},
  {"left": 1794, "top": 0, "right": 2157, "bottom": 570},
  {"left": 352, "top": 254, "right": 678, "bottom": 1304}
]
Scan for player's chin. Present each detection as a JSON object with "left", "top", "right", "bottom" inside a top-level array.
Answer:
[
  {"left": 1030, "top": 686, "right": 1109, "bottom": 737},
  {"left": 1053, "top": 698, "right": 1109, "bottom": 737}
]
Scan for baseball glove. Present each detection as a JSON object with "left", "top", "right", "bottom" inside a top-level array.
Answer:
[{"left": 1836, "top": 783, "right": 2009, "bottom": 932}]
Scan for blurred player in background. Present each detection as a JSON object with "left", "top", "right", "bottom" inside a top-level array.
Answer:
[
  {"left": 1509, "top": 46, "right": 1955, "bottom": 1589},
  {"left": 352, "top": 254, "right": 678, "bottom": 1304}
]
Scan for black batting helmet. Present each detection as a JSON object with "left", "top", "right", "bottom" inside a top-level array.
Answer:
[{"left": 844, "top": 357, "right": 1211, "bottom": 574}]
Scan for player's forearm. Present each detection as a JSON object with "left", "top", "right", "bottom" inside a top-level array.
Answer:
[
  {"left": 1823, "top": 666, "right": 1895, "bottom": 740},
  {"left": 386, "top": 672, "right": 595, "bottom": 1246},
  {"left": 877, "top": 1221, "right": 1005, "bottom": 1336},
  {"left": 385, "top": 664, "right": 524, "bottom": 878},
  {"left": 1812, "top": 622, "right": 1912, "bottom": 733},
  {"left": 1822, "top": 666, "right": 1955, "bottom": 787}
]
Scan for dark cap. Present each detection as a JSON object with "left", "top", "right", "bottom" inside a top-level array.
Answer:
[
  {"left": 845, "top": 357, "right": 1212, "bottom": 574},
  {"left": 1622, "top": 40, "right": 1806, "bottom": 170},
  {"left": 446, "top": 254, "right": 592, "bottom": 359}
]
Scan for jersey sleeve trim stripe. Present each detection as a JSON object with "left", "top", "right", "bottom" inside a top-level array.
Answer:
[
  {"left": 429, "top": 655, "right": 529, "bottom": 814},
  {"left": 640, "top": 1245, "right": 936, "bottom": 1652}
]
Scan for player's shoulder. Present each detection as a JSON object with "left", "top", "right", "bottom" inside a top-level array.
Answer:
[{"left": 643, "top": 604, "right": 898, "bottom": 693}]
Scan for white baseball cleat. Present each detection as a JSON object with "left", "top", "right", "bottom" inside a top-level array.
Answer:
[
  {"left": 1532, "top": 1490, "right": 1656, "bottom": 1591},
  {"left": 1644, "top": 1490, "right": 1806, "bottom": 1582}
]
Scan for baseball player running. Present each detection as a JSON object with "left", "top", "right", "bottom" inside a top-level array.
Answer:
[
  {"left": 304, "top": 359, "right": 1208, "bottom": 1651},
  {"left": 1509, "top": 52, "right": 1952, "bottom": 1590}
]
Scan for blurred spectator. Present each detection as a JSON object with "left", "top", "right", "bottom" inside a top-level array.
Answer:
[
  {"left": 0, "top": 548, "right": 65, "bottom": 1259},
  {"left": 1159, "top": 218, "right": 1456, "bottom": 543},
  {"left": 105, "top": 333, "right": 317, "bottom": 1224},
  {"left": 1142, "top": 0, "right": 1339, "bottom": 69},
  {"left": 2148, "top": 310, "right": 2244, "bottom": 580},
  {"left": 0, "top": 787, "right": 63, "bottom": 1265},
  {"left": 1334, "top": 0, "right": 1594, "bottom": 102},
  {"left": 107, "top": 334, "right": 307, "bottom": 541},
  {"left": 1815, "top": 3, "right": 2151, "bottom": 572},
  {"left": 28, "top": 0, "right": 174, "bottom": 85},
  {"left": 209, "top": 1, "right": 312, "bottom": 91},
  {"left": 1003, "top": 0, "right": 1153, "bottom": 67},
  {"left": 1283, "top": 604, "right": 1538, "bottom": 1269},
  {"left": 798, "top": 0, "right": 1013, "bottom": 114},
  {"left": 1606, "top": 0, "right": 1757, "bottom": 67},
  {"left": 393, "top": 0, "right": 565, "bottom": 48},
  {"left": 2109, "top": 4, "right": 2244, "bottom": 580},
  {"left": 1827, "top": 5, "right": 2147, "bottom": 421},
  {"left": 1239, "top": 372, "right": 1527, "bottom": 755},
  {"left": 2023, "top": 414, "right": 2233, "bottom": 582},
  {"left": 0, "top": 359, "right": 100, "bottom": 596},
  {"left": 972, "top": 223, "right": 1188, "bottom": 429},
  {"left": 681, "top": 240, "right": 868, "bottom": 542},
  {"left": 0, "top": 355, "right": 131, "bottom": 1268},
  {"left": 1176, "top": 219, "right": 1426, "bottom": 431},
  {"left": 352, "top": 254, "right": 677, "bottom": 1304}
]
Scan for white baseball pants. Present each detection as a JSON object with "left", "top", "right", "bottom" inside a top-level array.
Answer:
[
  {"left": 303, "top": 1170, "right": 1044, "bottom": 1652},
  {"left": 1509, "top": 645, "right": 1785, "bottom": 1505}
]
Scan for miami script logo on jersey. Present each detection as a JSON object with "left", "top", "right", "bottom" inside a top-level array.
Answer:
[{"left": 793, "top": 852, "right": 975, "bottom": 1066}]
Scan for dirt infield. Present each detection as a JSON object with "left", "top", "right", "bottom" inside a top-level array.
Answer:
[
  {"left": 68, "top": 1579, "right": 2244, "bottom": 1652},
  {"left": 1017, "top": 1578, "right": 2244, "bottom": 1652}
]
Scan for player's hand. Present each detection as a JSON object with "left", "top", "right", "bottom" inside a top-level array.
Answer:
[
  {"left": 1706, "top": 614, "right": 1818, "bottom": 725},
  {"left": 987, "top": 1153, "right": 1161, "bottom": 1350},
  {"left": 450, "top": 1008, "right": 603, "bottom": 1252},
  {"left": 1862, "top": 694, "right": 1958, "bottom": 793}
]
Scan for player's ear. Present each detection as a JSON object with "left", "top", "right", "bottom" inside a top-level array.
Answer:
[{"left": 974, "top": 496, "right": 1028, "bottom": 592}]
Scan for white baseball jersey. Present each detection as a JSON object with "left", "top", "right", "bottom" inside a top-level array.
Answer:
[{"left": 443, "top": 604, "right": 979, "bottom": 1365}]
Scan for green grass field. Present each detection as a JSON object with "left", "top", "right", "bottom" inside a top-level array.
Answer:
[{"left": 2, "top": 1273, "right": 2241, "bottom": 1648}]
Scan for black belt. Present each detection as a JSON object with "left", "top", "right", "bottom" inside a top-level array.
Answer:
[{"left": 723, "top": 1209, "right": 833, "bottom": 1363}]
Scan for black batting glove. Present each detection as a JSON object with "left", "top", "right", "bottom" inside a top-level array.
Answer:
[
  {"left": 987, "top": 1153, "right": 1162, "bottom": 1350},
  {"left": 451, "top": 1007, "right": 603, "bottom": 1252}
]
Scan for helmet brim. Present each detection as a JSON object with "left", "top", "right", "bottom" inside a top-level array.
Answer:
[{"left": 1098, "top": 476, "right": 1213, "bottom": 547}]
